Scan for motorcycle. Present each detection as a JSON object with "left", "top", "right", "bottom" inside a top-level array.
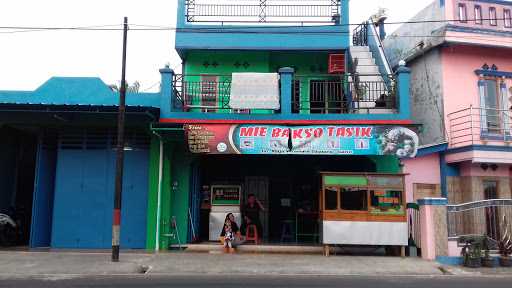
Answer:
[{"left": 0, "top": 213, "right": 17, "bottom": 246}]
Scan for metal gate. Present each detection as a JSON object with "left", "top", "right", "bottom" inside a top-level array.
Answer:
[
  {"left": 447, "top": 199, "right": 512, "bottom": 244},
  {"left": 407, "top": 203, "right": 421, "bottom": 249}
]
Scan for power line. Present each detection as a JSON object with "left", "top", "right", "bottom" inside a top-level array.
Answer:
[{"left": 0, "top": 17, "right": 511, "bottom": 33}]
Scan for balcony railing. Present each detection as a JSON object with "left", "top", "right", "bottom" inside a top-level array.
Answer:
[
  {"left": 447, "top": 199, "right": 512, "bottom": 244},
  {"left": 185, "top": 0, "right": 341, "bottom": 25},
  {"left": 352, "top": 22, "right": 368, "bottom": 46},
  {"left": 172, "top": 73, "right": 396, "bottom": 114},
  {"left": 448, "top": 106, "right": 512, "bottom": 147},
  {"left": 173, "top": 74, "right": 235, "bottom": 112},
  {"left": 292, "top": 74, "right": 396, "bottom": 114}
]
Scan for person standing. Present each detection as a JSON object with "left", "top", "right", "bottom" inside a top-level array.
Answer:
[{"left": 241, "top": 194, "right": 265, "bottom": 241}]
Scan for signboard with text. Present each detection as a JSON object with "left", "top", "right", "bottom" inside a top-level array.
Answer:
[{"left": 185, "top": 124, "right": 418, "bottom": 158}]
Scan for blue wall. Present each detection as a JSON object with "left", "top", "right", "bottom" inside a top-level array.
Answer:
[{"left": 51, "top": 148, "right": 149, "bottom": 249}]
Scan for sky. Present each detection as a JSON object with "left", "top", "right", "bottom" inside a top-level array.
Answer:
[{"left": 0, "top": 0, "right": 434, "bottom": 91}]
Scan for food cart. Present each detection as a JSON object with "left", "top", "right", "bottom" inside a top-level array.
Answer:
[{"left": 319, "top": 172, "right": 407, "bottom": 255}]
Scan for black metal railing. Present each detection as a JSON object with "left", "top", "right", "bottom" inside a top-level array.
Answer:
[
  {"left": 173, "top": 73, "right": 396, "bottom": 114},
  {"left": 173, "top": 74, "right": 234, "bottom": 112},
  {"left": 352, "top": 22, "right": 368, "bottom": 46},
  {"left": 292, "top": 74, "right": 396, "bottom": 114},
  {"left": 185, "top": 0, "right": 341, "bottom": 24}
]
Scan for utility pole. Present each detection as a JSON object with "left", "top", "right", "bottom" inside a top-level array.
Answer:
[{"left": 112, "top": 16, "right": 128, "bottom": 262}]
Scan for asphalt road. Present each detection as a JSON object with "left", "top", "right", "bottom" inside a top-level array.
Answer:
[{"left": 1, "top": 275, "right": 512, "bottom": 288}]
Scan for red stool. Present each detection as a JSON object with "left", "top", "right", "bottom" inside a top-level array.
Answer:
[{"left": 245, "top": 224, "right": 259, "bottom": 245}]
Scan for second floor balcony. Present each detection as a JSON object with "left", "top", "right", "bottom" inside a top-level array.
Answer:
[
  {"left": 448, "top": 106, "right": 512, "bottom": 148},
  {"left": 161, "top": 67, "right": 412, "bottom": 123},
  {"left": 173, "top": 73, "right": 396, "bottom": 115}
]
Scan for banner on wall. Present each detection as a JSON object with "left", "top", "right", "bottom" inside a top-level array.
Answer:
[{"left": 185, "top": 124, "right": 419, "bottom": 158}]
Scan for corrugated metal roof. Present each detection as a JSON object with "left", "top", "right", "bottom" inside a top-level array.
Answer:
[{"left": 0, "top": 77, "right": 161, "bottom": 108}]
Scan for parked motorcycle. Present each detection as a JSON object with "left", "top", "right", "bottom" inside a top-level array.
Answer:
[{"left": 0, "top": 213, "right": 17, "bottom": 246}]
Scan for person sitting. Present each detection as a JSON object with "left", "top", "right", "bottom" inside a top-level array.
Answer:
[
  {"left": 375, "top": 93, "right": 389, "bottom": 108},
  {"left": 241, "top": 194, "right": 265, "bottom": 242},
  {"left": 219, "top": 213, "right": 240, "bottom": 253}
]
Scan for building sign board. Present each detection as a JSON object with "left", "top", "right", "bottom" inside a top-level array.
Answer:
[{"left": 185, "top": 124, "right": 418, "bottom": 158}]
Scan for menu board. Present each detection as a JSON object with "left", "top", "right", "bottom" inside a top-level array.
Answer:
[
  {"left": 370, "top": 190, "right": 404, "bottom": 215},
  {"left": 367, "top": 176, "right": 403, "bottom": 188},
  {"left": 211, "top": 185, "right": 241, "bottom": 206},
  {"left": 186, "top": 125, "right": 216, "bottom": 153}
]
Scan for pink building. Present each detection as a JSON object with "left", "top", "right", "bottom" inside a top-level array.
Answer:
[{"left": 385, "top": 0, "right": 512, "bottom": 204}]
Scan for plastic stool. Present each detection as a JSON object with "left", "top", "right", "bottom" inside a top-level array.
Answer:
[{"left": 245, "top": 224, "right": 259, "bottom": 245}]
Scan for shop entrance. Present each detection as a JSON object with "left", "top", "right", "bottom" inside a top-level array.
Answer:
[
  {"left": 197, "top": 155, "right": 376, "bottom": 244},
  {"left": 0, "top": 126, "right": 39, "bottom": 248}
]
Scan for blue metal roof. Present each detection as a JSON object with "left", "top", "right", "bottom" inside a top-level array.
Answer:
[{"left": 0, "top": 77, "right": 161, "bottom": 108}]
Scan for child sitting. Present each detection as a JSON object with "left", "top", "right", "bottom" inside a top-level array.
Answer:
[{"left": 220, "top": 213, "right": 240, "bottom": 253}]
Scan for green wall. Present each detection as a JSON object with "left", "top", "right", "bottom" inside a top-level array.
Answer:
[
  {"left": 168, "top": 145, "right": 191, "bottom": 246},
  {"left": 145, "top": 139, "right": 174, "bottom": 250},
  {"left": 369, "top": 155, "right": 401, "bottom": 173},
  {"left": 183, "top": 50, "right": 343, "bottom": 114},
  {"left": 145, "top": 135, "right": 159, "bottom": 250}
]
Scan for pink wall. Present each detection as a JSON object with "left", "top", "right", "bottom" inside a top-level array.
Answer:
[
  {"left": 442, "top": 45, "right": 512, "bottom": 149},
  {"left": 420, "top": 204, "right": 436, "bottom": 260},
  {"left": 402, "top": 154, "right": 441, "bottom": 203},
  {"left": 459, "top": 162, "right": 511, "bottom": 177},
  {"left": 442, "top": 45, "right": 512, "bottom": 118},
  {"left": 449, "top": 0, "right": 512, "bottom": 31}
]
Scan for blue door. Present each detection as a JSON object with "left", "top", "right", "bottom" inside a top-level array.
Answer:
[
  {"left": 51, "top": 130, "right": 149, "bottom": 249},
  {"left": 29, "top": 136, "right": 57, "bottom": 248}
]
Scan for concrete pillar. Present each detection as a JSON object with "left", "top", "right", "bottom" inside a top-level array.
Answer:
[
  {"left": 395, "top": 62, "right": 411, "bottom": 118},
  {"left": 418, "top": 197, "right": 448, "bottom": 261},
  {"left": 278, "top": 67, "right": 294, "bottom": 116},
  {"left": 159, "top": 65, "right": 175, "bottom": 118}
]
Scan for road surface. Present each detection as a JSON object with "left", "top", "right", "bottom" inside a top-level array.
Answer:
[{"left": 1, "top": 275, "right": 511, "bottom": 287}]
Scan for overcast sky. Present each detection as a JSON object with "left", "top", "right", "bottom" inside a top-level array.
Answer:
[{"left": 0, "top": 0, "right": 434, "bottom": 91}]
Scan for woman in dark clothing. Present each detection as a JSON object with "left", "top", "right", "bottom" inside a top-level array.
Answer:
[
  {"left": 220, "top": 213, "right": 240, "bottom": 252},
  {"left": 241, "top": 194, "right": 265, "bottom": 239}
]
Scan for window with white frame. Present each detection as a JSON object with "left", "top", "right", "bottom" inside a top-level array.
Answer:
[
  {"left": 505, "top": 9, "right": 512, "bottom": 28},
  {"left": 475, "top": 5, "right": 483, "bottom": 24},
  {"left": 479, "top": 78, "right": 510, "bottom": 135},
  {"left": 458, "top": 3, "right": 468, "bottom": 22},
  {"left": 489, "top": 7, "right": 497, "bottom": 26}
]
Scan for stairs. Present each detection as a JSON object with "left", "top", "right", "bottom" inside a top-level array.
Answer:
[{"left": 348, "top": 46, "right": 395, "bottom": 114}]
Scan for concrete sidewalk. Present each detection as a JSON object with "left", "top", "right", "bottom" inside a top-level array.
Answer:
[{"left": 0, "top": 250, "right": 447, "bottom": 277}]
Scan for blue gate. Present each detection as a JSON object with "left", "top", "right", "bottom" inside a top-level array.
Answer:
[{"left": 51, "top": 130, "right": 149, "bottom": 249}]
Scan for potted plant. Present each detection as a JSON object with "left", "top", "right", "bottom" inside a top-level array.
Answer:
[
  {"left": 498, "top": 216, "right": 512, "bottom": 267},
  {"left": 482, "top": 237, "right": 495, "bottom": 268},
  {"left": 460, "top": 235, "right": 484, "bottom": 268}
]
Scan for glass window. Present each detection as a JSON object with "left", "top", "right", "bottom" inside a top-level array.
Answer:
[
  {"left": 483, "top": 79, "right": 501, "bottom": 133},
  {"left": 368, "top": 176, "right": 403, "bottom": 188},
  {"left": 324, "top": 187, "right": 338, "bottom": 210},
  {"left": 458, "top": 4, "right": 467, "bottom": 22},
  {"left": 369, "top": 190, "right": 404, "bottom": 215},
  {"left": 475, "top": 5, "right": 482, "bottom": 24},
  {"left": 505, "top": 9, "right": 512, "bottom": 28},
  {"left": 483, "top": 180, "right": 498, "bottom": 200},
  {"left": 340, "top": 187, "right": 368, "bottom": 211},
  {"left": 490, "top": 7, "right": 497, "bottom": 26}
]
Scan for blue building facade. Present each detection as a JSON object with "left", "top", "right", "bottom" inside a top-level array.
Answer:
[{"left": 0, "top": 77, "right": 161, "bottom": 249}]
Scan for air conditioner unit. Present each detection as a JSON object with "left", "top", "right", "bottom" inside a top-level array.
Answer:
[{"left": 328, "top": 54, "right": 345, "bottom": 74}]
